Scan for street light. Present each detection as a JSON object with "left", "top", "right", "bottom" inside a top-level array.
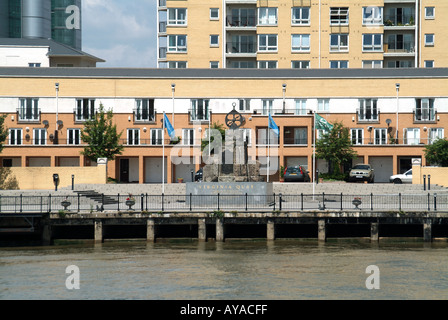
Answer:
[
  {"left": 55, "top": 83, "right": 59, "bottom": 145},
  {"left": 171, "top": 83, "right": 176, "bottom": 128},
  {"left": 395, "top": 83, "right": 400, "bottom": 143},
  {"left": 282, "top": 84, "right": 287, "bottom": 114}
]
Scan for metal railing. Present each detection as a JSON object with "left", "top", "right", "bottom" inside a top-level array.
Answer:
[{"left": 0, "top": 193, "right": 445, "bottom": 214}]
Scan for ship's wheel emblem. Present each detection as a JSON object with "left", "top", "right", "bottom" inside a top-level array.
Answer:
[{"left": 225, "top": 103, "right": 244, "bottom": 129}]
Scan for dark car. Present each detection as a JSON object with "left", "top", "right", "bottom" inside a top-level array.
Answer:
[
  {"left": 195, "top": 168, "right": 203, "bottom": 182},
  {"left": 284, "top": 166, "right": 310, "bottom": 182}
]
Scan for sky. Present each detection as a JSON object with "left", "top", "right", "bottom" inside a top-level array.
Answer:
[{"left": 82, "top": 0, "right": 158, "bottom": 68}]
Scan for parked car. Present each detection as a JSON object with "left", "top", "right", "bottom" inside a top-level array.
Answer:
[
  {"left": 349, "top": 164, "right": 375, "bottom": 183},
  {"left": 390, "top": 169, "right": 412, "bottom": 184},
  {"left": 284, "top": 166, "right": 310, "bottom": 182},
  {"left": 195, "top": 168, "right": 203, "bottom": 182}
]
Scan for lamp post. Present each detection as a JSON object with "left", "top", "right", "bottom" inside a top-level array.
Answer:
[
  {"left": 395, "top": 83, "right": 400, "bottom": 143},
  {"left": 55, "top": 83, "right": 59, "bottom": 145},
  {"left": 282, "top": 83, "right": 287, "bottom": 114},
  {"left": 171, "top": 83, "right": 176, "bottom": 128}
]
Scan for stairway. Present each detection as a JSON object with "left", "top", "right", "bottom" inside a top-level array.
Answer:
[{"left": 74, "top": 190, "right": 119, "bottom": 205}]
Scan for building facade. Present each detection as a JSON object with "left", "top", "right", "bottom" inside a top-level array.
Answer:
[
  {"left": 157, "top": 0, "right": 448, "bottom": 69},
  {"left": 0, "top": 67, "right": 446, "bottom": 186},
  {"left": 0, "top": 0, "right": 82, "bottom": 50}
]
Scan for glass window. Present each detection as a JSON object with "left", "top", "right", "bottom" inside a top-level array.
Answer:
[
  {"left": 295, "top": 99, "right": 307, "bottom": 115},
  {"left": 374, "top": 128, "right": 387, "bottom": 145},
  {"left": 135, "top": 99, "right": 155, "bottom": 122},
  {"left": 429, "top": 128, "right": 444, "bottom": 144},
  {"left": 210, "top": 61, "right": 219, "bottom": 69},
  {"left": 182, "top": 129, "right": 195, "bottom": 146},
  {"left": 262, "top": 100, "right": 274, "bottom": 115},
  {"left": 210, "top": 35, "right": 219, "bottom": 46},
  {"left": 292, "top": 34, "right": 310, "bottom": 52},
  {"left": 75, "top": 99, "right": 95, "bottom": 121},
  {"left": 127, "top": 129, "right": 140, "bottom": 146},
  {"left": 33, "top": 128, "right": 46, "bottom": 146},
  {"left": 424, "top": 60, "right": 434, "bottom": 68},
  {"left": 330, "top": 61, "right": 348, "bottom": 68},
  {"left": 362, "top": 60, "right": 383, "bottom": 68},
  {"left": 258, "top": 61, "right": 277, "bottom": 69},
  {"left": 258, "top": 34, "right": 278, "bottom": 52},
  {"left": 404, "top": 128, "right": 420, "bottom": 145},
  {"left": 358, "top": 99, "right": 379, "bottom": 122},
  {"left": 425, "top": 34, "right": 434, "bottom": 46},
  {"left": 167, "top": 8, "right": 187, "bottom": 25},
  {"left": 191, "top": 99, "right": 210, "bottom": 121},
  {"left": 318, "top": 99, "right": 329, "bottom": 111},
  {"left": 363, "top": 6, "right": 383, "bottom": 24},
  {"left": 258, "top": 7, "right": 277, "bottom": 25},
  {"left": 210, "top": 8, "right": 219, "bottom": 20},
  {"left": 151, "top": 129, "right": 163, "bottom": 146},
  {"left": 330, "top": 34, "right": 348, "bottom": 51},
  {"left": 67, "top": 129, "right": 81, "bottom": 145},
  {"left": 351, "top": 129, "right": 364, "bottom": 145},
  {"left": 330, "top": 7, "right": 349, "bottom": 25},
  {"left": 292, "top": 7, "right": 310, "bottom": 25},
  {"left": 239, "top": 99, "right": 251, "bottom": 112},
  {"left": 9, "top": 129, "right": 22, "bottom": 146},
  {"left": 363, "top": 34, "right": 383, "bottom": 51},
  {"left": 425, "top": 7, "right": 435, "bottom": 19},
  {"left": 18, "top": 98, "right": 39, "bottom": 121},
  {"left": 168, "top": 35, "right": 187, "bottom": 52},
  {"left": 168, "top": 61, "right": 187, "bottom": 69},
  {"left": 292, "top": 61, "right": 310, "bottom": 69}
]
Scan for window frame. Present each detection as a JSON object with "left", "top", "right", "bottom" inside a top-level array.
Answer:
[
  {"left": 291, "top": 7, "right": 310, "bottom": 25},
  {"left": 167, "top": 35, "right": 187, "bottom": 53},
  {"left": 425, "top": 7, "right": 435, "bottom": 20},
  {"left": 210, "top": 8, "right": 219, "bottom": 20},
  {"left": 258, "top": 7, "right": 278, "bottom": 25},
  {"left": 67, "top": 128, "right": 81, "bottom": 145},
  {"left": 182, "top": 128, "right": 195, "bottom": 146},
  {"left": 291, "top": 34, "right": 311, "bottom": 52},
  {"left": 362, "top": 6, "right": 383, "bottom": 25},
  {"left": 330, "top": 34, "right": 349, "bottom": 52},
  {"left": 424, "top": 34, "right": 434, "bottom": 46},
  {"left": 258, "top": 60, "right": 277, "bottom": 69},
  {"left": 127, "top": 128, "right": 140, "bottom": 146},
  {"left": 351, "top": 128, "right": 364, "bottom": 145},
  {"left": 362, "top": 34, "right": 383, "bottom": 52},
  {"left": 9, "top": 128, "right": 22, "bottom": 146},
  {"left": 330, "top": 60, "right": 348, "bottom": 69},
  {"left": 167, "top": 8, "right": 187, "bottom": 26},
  {"left": 258, "top": 34, "right": 278, "bottom": 52},
  {"left": 33, "top": 128, "right": 47, "bottom": 146},
  {"left": 210, "top": 35, "right": 219, "bottom": 47},
  {"left": 292, "top": 60, "right": 310, "bottom": 69},
  {"left": 330, "top": 7, "right": 349, "bottom": 26}
]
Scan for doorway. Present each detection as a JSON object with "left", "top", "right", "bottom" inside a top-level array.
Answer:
[{"left": 120, "top": 159, "right": 129, "bottom": 183}]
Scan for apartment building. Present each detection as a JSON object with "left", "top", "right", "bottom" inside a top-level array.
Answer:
[
  {"left": 0, "top": 67, "right": 446, "bottom": 186},
  {"left": 157, "top": 0, "right": 448, "bottom": 69}
]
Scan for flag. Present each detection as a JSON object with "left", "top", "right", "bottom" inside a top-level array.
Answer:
[
  {"left": 315, "top": 113, "right": 333, "bottom": 132},
  {"left": 268, "top": 113, "right": 279, "bottom": 135},
  {"left": 164, "top": 113, "right": 175, "bottom": 140}
]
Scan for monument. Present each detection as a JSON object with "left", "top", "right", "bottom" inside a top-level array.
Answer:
[{"left": 186, "top": 105, "right": 273, "bottom": 206}]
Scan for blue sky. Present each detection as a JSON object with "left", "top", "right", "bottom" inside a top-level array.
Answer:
[{"left": 82, "top": 0, "right": 158, "bottom": 68}]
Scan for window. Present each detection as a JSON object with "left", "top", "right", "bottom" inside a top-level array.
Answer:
[
  {"left": 151, "top": 129, "right": 163, "bottom": 146},
  {"left": 167, "top": 8, "right": 187, "bottom": 25},
  {"left": 330, "top": 34, "right": 348, "bottom": 52},
  {"left": 425, "top": 7, "right": 435, "bottom": 19},
  {"left": 374, "top": 128, "right": 387, "bottom": 145},
  {"left": 415, "top": 99, "right": 435, "bottom": 122},
  {"left": 18, "top": 98, "right": 40, "bottom": 122},
  {"left": 262, "top": 99, "right": 274, "bottom": 115},
  {"left": 191, "top": 99, "right": 210, "bottom": 121},
  {"left": 292, "top": 61, "right": 310, "bottom": 69},
  {"left": 33, "top": 128, "right": 46, "bottom": 145},
  {"left": 363, "top": 6, "right": 382, "bottom": 24},
  {"left": 229, "top": 35, "right": 256, "bottom": 54},
  {"left": 127, "top": 129, "right": 140, "bottom": 146},
  {"left": 67, "top": 129, "right": 81, "bottom": 145},
  {"left": 318, "top": 99, "right": 329, "bottom": 112},
  {"left": 258, "top": 7, "right": 277, "bottom": 25},
  {"left": 387, "top": 34, "right": 414, "bottom": 52},
  {"left": 75, "top": 99, "right": 95, "bottom": 121},
  {"left": 28, "top": 63, "right": 41, "bottom": 67},
  {"left": 291, "top": 34, "right": 310, "bottom": 52},
  {"left": 135, "top": 99, "right": 155, "bottom": 122},
  {"left": 295, "top": 99, "right": 307, "bottom": 115},
  {"left": 330, "top": 7, "right": 349, "bottom": 25},
  {"left": 210, "top": 8, "right": 219, "bottom": 20},
  {"left": 424, "top": 60, "right": 434, "bottom": 68},
  {"left": 351, "top": 129, "right": 364, "bottom": 145},
  {"left": 210, "top": 35, "right": 219, "bottom": 47},
  {"left": 258, "top": 61, "right": 277, "bottom": 69},
  {"left": 363, "top": 34, "right": 382, "bottom": 51},
  {"left": 387, "top": 60, "right": 414, "bottom": 68},
  {"left": 404, "top": 128, "right": 420, "bottom": 145},
  {"left": 292, "top": 7, "right": 310, "bottom": 25},
  {"left": 258, "top": 34, "right": 278, "bottom": 52},
  {"left": 425, "top": 34, "right": 434, "bottom": 46},
  {"left": 9, "top": 128, "right": 22, "bottom": 146},
  {"left": 229, "top": 8, "right": 256, "bottom": 27},
  {"left": 330, "top": 60, "right": 348, "bottom": 68},
  {"left": 168, "top": 61, "right": 187, "bottom": 69},
  {"left": 210, "top": 61, "right": 219, "bottom": 69},
  {"left": 182, "top": 129, "right": 195, "bottom": 146},
  {"left": 358, "top": 99, "right": 379, "bottom": 122},
  {"left": 429, "top": 128, "right": 444, "bottom": 145},
  {"left": 362, "top": 60, "right": 383, "bottom": 69},
  {"left": 257, "top": 128, "right": 279, "bottom": 145},
  {"left": 168, "top": 35, "right": 187, "bottom": 52},
  {"left": 284, "top": 127, "right": 307, "bottom": 145},
  {"left": 239, "top": 99, "right": 251, "bottom": 112}
]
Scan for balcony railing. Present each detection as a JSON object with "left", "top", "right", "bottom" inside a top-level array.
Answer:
[
  {"left": 226, "top": 42, "right": 257, "bottom": 54},
  {"left": 134, "top": 108, "right": 156, "bottom": 123},
  {"left": 414, "top": 108, "right": 437, "bottom": 123},
  {"left": 357, "top": 109, "right": 380, "bottom": 123},
  {"left": 189, "top": 109, "right": 211, "bottom": 122},
  {"left": 17, "top": 108, "right": 41, "bottom": 123},
  {"left": 254, "top": 108, "right": 311, "bottom": 116},
  {"left": 73, "top": 108, "right": 96, "bottom": 123},
  {"left": 284, "top": 137, "right": 308, "bottom": 145},
  {"left": 384, "top": 14, "right": 415, "bottom": 27},
  {"left": 384, "top": 41, "right": 415, "bottom": 53},
  {"left": 226, "top": 15, "right": 257, "bottom": 27}
]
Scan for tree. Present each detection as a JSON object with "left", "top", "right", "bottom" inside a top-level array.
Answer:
[
  {"left": 81, "top": 104, "right": 124, "bottom": 162},
  {"left": 315, "top": 121, "right": 358, "bottom": 176},
  {"left": 424, "top": 138, "right": 448, "bottom": 167},
  {"left": 0, "top": 114, "right": 8, "bottom": 153}
]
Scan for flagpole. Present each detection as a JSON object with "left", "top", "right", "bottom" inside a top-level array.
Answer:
[
  {"left": 162, "top": 112, "right": 165, "bottom": 195},
  {"left": 313, "top": 111, "right": 316, "bottom": 199}
]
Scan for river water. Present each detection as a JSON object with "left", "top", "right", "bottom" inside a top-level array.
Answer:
[{"left": 1, "top": 239, "right": 447, "bottom": 300}]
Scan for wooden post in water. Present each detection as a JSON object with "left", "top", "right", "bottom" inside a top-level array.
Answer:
[
  {"left": 267, "top": 219, "right": 275, "bottom": 241},
  {"left": 198, "top": 218, "right": 207, "bottom": 242},
  {"left": 94, "top": 219, "right": 103, "bottom": 243},
  {"left": 370, "top": 223, "right": 379, "bottom": 242},
  {"left": 216, "top": 218, "right": 224, "bottom": 242},
  {"left": 318, "top": 219, "right": 326, "bottom": 242},
  {"left": 423, "top": 219, "right": 432, "bottom": 242},
  {"left": 147, "top": 218, "right": 156, "bottom": 242},
  {"left": 41, "top": 213, "right": 52, "bottom": 246}
]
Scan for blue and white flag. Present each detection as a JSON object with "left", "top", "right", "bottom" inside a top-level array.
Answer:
[
  {"left": 268, "top": 113, "right": 279, "bottom": 135},
  {"left": 164, "top": 113, "right": 175, "bottom": 140}
]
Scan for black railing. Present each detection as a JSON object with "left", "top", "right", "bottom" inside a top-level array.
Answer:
[{"left": 0, "top": 193, "right": 445, "bottom": 214}]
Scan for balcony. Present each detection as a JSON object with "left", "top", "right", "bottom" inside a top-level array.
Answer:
[
  {"left": 384, "top": 40, "right": 415, "bottom": 56},
  {"left": 226, "top": 14, "right": 257, "bottom": 29},
  {"left": 134, "top": 108, "right": 156, "bottom": 123},
  {"left": 73, "top": 108, "right": 96, "bottom": 123},
  {"left": 226, "top": 41, "right": 257, "bottom": 57},
  {"left": 159, "top": 47, "right": 167, "bottom": 60},
  {"left": 356, "top": 109, "right": 380, "bottom": 123},
  {"left": 384, "top": 13, "right": 415, "bottom": 29},
  {"left": 158, "top": 0, "right": 166, "bottom": 10},
  {"left": 17, "top": 108, "right": 41, "bottom": 123},
  {"left": 414, "top": 108, "right": 437, "bottom": 123},
  {"left": 253, "top": 108, "right": 311, "bottom": 116},
  {"left": 189, "top": 109, "right": 211, "bottom": 122}
]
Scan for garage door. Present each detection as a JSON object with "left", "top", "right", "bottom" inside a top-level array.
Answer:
[
  {"left": 369, "top": 156, "right": 393, "bottom": 183},
  {"left": 145, "top": 157, "right": 167, "bottom": 183},
  {"left": 286, "top": 157, "right": 308, "bottom": 170},
  {"left": 175, "top": 163, "right": 196, "bottom": 183}
]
